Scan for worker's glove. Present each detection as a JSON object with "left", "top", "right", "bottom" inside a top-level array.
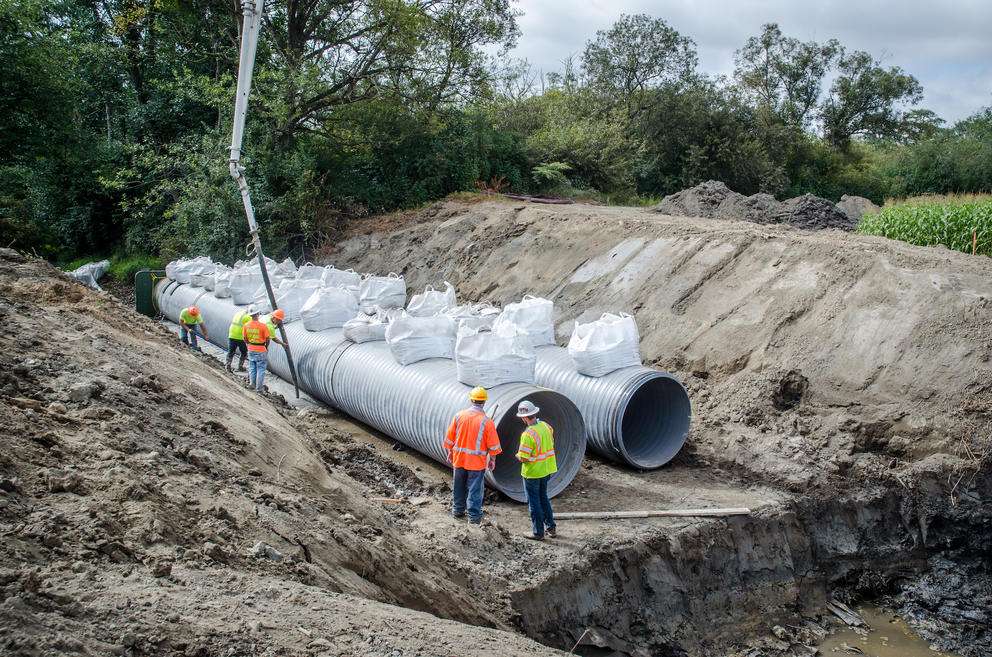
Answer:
[
  {"left": 445, "top": 451, "right": 453, "bottom": 464},
  {"left": 487, "top": 458, "right": 496, "bottom": 471}
]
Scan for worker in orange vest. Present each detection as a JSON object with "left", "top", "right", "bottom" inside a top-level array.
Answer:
[
  {"left": 443, "top": 386, "right": 502, "bottom": 524},
  {"left": 242, "top": 308, "right": 272, "bottom": 391}
]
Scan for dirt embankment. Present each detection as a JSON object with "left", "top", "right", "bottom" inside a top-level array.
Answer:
[
  {"left": 1, "top": 187, "right": 990, "bottom": 657},
  {"left": 330, "top": 197, "right": 992, "bottom": 653}
]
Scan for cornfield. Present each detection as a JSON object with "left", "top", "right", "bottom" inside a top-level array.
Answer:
[{"left": 858, "top": 197, "right": 992, "bottom": 257}]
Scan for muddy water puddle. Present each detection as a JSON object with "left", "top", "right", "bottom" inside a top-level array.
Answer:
[{"left": 817, "top": 604, "right": 961, "bottom": 657}]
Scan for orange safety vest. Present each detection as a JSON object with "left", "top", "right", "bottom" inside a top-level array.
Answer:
[
  {"left": 443, "top": 406, "right": 502, "bottom": 471},
  {"left": 243, "top": 319, "right": 270, "bottom": 353}
]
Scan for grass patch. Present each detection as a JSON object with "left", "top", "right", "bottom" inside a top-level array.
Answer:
[{"left": 858, "top": 197, "right": 992, "bottom": 257}]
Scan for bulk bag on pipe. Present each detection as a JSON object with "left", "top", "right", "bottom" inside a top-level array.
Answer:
[
  {"left": 385, "top": 313, "right": 456, "bottom": 365},
  {"left": 446, "top": 303, "right": 500, "bottom": 331},
  {"left": 455, "top": 323, "right": 536, "bottom": 388},
  {"left": 321, "top": 267, "right": 361, "bottom": 289},
  {"left": 494, "top": 295, "right": 555, "bottom": 347},
  {"left": 189, "top": 263, "right": 215, "bottom": 288},
  {"left": 359, "top": 272, "right": 406, "bottom": 314},
  {"left": 213, "top": 269, "right": 233, "bottom": 298},
  {"left": 295, "top": 263, "right": 324, "bottom": 280},
  {"left": 275, "top": 279, "right": 323, "bottom": 323},
  {"left": 301, "top": 286, "right": 359, "bottom": 331},
  {"left": 343, "top": 310, "right": 393, "bottom": 343},
  {"left": 567, "top": 312, "right": 642, "bottom": 377},
  {"left": 230, "top": 268, "right": 262, "bottom": 305},
  {"left": 407, "top": 282, "right": 457, "bottom": 317}
]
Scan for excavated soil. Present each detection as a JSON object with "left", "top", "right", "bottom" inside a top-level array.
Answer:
[{"left": 1, "top": 192, "right": 990, "bottom": 657}]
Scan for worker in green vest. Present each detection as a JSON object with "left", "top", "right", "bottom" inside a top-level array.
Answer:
[
  {"left": 179, "top": 305, "right": 209, "bottom": 351},
  {"left": 514, "top": 400, "right": 558, "bottom": 540},
  {"left": 226, "top": 308, "right": 252, "bottom": 372}
]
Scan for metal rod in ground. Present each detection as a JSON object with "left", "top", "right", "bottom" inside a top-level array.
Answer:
[{"left": 554, "top": 507, "right": 751, "bottom": 520}]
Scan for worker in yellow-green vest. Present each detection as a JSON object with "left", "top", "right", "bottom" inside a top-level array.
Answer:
[
  {"left": 226, "top": 309, "right": 252, "bottom": 372},
  {"left": 260, "top": 309, "right": 287, "bottom": 349},
  {"left": 514, "top": 400, "right": 558, "bottom": 540},
  {"left": 179, "top": 305, "right": 209, "bottom": 351}
]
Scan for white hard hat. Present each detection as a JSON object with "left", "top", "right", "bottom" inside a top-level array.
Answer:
[{"left": 516, "top": 400, "right": 539, "bottom": 417}]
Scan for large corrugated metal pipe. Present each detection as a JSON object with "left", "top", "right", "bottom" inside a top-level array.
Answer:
[
  {"left": 534, "top": 345, "right": 692, "bottom": 470},
  {"left": 154, "top": 281, "right": 586, "bottom": 502}
]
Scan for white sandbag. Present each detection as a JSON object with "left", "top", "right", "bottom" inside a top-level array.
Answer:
[
  {"left": 173, "top": 256, "right": 211, "bottom": 284},
  {"left": 67, "top": 259, "right": 110, "bottom": 291},
  {"left": 230, "top": 268, "right": 263, "bottom": 305},
  {"left": 189, "top": 262, "right": 215, "bottom": 288},
  {"left": 567, "top": 312, "right": 642, "bottom": 377},
  {"left": 493, "top": 295, "right": 555, "bottom": 347},
  {"left": 301, "top": 286, "right": 359, "bottom": 331},
  {"left": 165, "top": 259, "right": 182, "bottom": 281},
  {"left": 275, "top": 279, "right": 323, "bottom": 323},
  {"left": 295, "top": 263, "right": 324, "bottom": 281},
  {"left": 445, "top": 302, "right": 500, "bottom": 331},
  {"left": 213, "top": 268, "right": 233, "bottom": 298},
  {"left": 321, "top": 267, "right": 361, "bottom": 289},
  {"left": 407, "top": 282, "right": 457, "bottom": 317},
  {"left": 277, "top": 257, "right": 297, "bottom": 276},
  {"left": 343, "top": 310, "right": 392, "bottom": 343},
  {"left": 359, "top": 272, "right": 407, "bottom": 314},
  {"left": 455, "top": 323, "right": 535, "bottom": 388},
  {"left": 385, "top": 313, "right": 456, "bottom": 365}
]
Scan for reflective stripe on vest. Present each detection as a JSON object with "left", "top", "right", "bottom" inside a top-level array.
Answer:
[
  {"left": 452, "top": 408, "right": 491, "bottom": 455},
  {"left": 243, "top": 322, "right": 267, "bottom": 347},
  {"left": 522, "top": 423, "right": 555, "bottom": 462},
  {"left": 229, "top": 311, "right": 250, "bottom": 340}
]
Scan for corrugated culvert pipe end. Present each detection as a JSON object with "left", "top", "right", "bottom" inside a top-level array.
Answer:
[
  {"left": 616, "top": 372, "right": 692, "bottom": 470},
  {"left": 485, "top": 387, "right": 586, "bottom": 503}
]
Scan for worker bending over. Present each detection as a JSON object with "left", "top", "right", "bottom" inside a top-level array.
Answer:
[
  {"left": 179, "top": 305, "right": 209, "bottom": 351},
  {"left": 515, "top": 400, "right": 558, "bottom": 540},
  {"left": 443, "top": 386, "right": 502, "bottom": 525},
  {"left": 226, "top": 308, "right": 251, "bottom": 372}
]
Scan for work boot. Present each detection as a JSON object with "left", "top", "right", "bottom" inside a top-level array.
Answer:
[
  {"left": 237, "top": 356, "right": 247, "bottom": 372},
  {"left": 225, "top": 357, "right": 233, "bottom": 372}
]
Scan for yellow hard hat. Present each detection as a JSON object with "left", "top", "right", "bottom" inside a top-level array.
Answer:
[{"left": 469, "top": 386, "right": 487, "bottom": 402}]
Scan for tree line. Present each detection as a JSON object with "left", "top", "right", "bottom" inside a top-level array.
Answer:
[{"left": 1, "top": 1, "right": 989, "bottom": 264}]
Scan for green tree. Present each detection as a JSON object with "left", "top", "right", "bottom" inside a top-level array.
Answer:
[
  {"left": 733, "top": 23, "right": 839, "bottom": 128},
  {"left": 822, "top": 50, "right": 923, "bottom": 147},
  {"left": 581, "top": 13, "right": 696, "bottom": 115}
]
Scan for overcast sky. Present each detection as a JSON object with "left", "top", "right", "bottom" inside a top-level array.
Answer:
[{"left": 507, "top": 0, "right": 992, "bottom": 124}]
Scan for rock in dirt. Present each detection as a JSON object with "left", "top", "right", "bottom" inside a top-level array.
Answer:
[{"left": 248, "top": 541, "right": 284, "bottom": 562}]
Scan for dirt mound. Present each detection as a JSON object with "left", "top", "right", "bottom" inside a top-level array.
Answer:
[
  {"left": 836, "top": 194, "right": 882, "bottom": 222},
  {"left": 653, "top": 180, "right": 857, "bottom": 230}
]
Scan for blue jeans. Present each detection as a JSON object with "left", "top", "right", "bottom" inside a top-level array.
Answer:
[
  {"left": 524, "top": 475, "right": 555, "bottom": 537},
  {"left": 452, "top": 468, "right": 486, "bottom": 523},
  {"left": 180, "top": 325, "right": 199, "bottom": 349},
  {"left": 248, "top": 351, "right": 268, "bottom": 390}
]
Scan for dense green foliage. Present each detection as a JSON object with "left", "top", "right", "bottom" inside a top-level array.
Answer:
[
  {"left": 858, "top": 198, "right": 992, "bottom": 257},
  {"left": 0, "top": 3, "right": 989, "bottom": 263}
]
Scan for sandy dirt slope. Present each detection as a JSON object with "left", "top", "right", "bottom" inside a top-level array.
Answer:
[
  {"left": 0, "top": 249, "right": 572, "bottom": 656},
  {"left": 333, "top": 198, "right": 991, "bottom": 493}
]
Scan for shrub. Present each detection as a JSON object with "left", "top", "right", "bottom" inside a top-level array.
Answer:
[{"left": 858, "top": 196, "right": 992, "bottom": 256}]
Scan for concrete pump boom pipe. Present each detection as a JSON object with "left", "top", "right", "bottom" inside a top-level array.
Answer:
[
  {"left": 533, "top": 346, "right": 692, "bottom": 470},
  {"left": 154, "top": 281, "right": 586, "bottom": 502}
]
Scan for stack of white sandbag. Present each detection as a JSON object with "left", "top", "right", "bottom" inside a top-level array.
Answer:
[
  {"left": 455, "top": 322, "right": 536, "bottom": 387},
  {"left": 406, "top": 282, "right": 457, "bottom": 317},
  {"left": 343, "top": 309, "right": 394, "bottom": 343},
  {"left": 385, "top": 313, "right": 456, "bottom": 365},
  {"left": 567, "top": 312, "right": 642, "bottom": 377},
  {"left": 169, "top": 256, "right": 213, "bottom": 284},
  {"left": 359, "top": 273, "right": 406, "bottom": 314},
  {"left": 493, "top": 295, "right": 556, "bottom": 347},
  {"left": 301, "top": 286, "right": 360, "bottom": 331},
  {"left": 189, "top": 260, "right": 216, "bottom": 288}
]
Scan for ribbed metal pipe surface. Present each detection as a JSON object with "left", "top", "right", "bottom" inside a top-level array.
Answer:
[
  {"left": 155, "top": 282, "right": 585, "bottom": 502},
  {"left": 534, "top": 345, "right": 692, "bottom": 470}
]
